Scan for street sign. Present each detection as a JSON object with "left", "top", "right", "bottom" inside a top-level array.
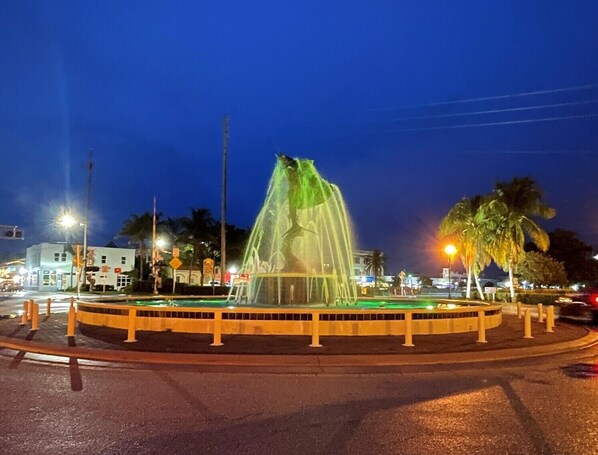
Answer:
[
  {"left": 0, "top": 225, "right": 24, "bottom": 240},
  {"left": 101, "top": 265, "right": 110, "bottom": 273},
  {"left": 169, "top": 257, "right": 182, "bottom": 270},
  {"left": 203, "top": 258, "right": 214, "bottom": 276},
  {"left": 172, "top": 247, "right": 180, "bottom": 258}
]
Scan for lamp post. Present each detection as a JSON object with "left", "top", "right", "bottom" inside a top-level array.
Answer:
[
  {"left": 59, "top": 212, "right": 88, "bottom": 297},
  {"left": 444, "top": 244, "right": 457, "bottom": 299}
]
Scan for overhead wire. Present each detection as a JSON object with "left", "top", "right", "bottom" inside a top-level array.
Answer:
[
  {"left": 368, "top": 83, "right": 598, "bottom": 112},
  {"left": 392, "top": 112, "right": 598, "bottom": 132},
  {"left": 391, "top": 99, "right": 598, "bottom": 122}
]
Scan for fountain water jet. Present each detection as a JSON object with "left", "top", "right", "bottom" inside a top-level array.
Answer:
[{"left": 232, "top": 155, "right": 357, "bottom": 306}]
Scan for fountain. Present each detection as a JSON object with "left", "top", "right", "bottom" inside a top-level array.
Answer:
[
  {"left": 231, "top": 154, "right": 357, "bottom": 306},
  {"left": 75, "top": 154, "right": 502, "bottom": 343}
]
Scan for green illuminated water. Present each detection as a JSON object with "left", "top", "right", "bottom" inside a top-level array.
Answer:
[{"left": 133, "top": 299, "right": 442, "bottom": 310}]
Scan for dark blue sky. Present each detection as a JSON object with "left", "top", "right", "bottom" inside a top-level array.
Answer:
[{"left": 2, "top": 1, "right": 598, "bottom": 275}]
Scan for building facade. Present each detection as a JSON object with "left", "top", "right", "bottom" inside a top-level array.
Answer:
[{"left": 24, "top": 243, "right": 136, "bottom": 291}]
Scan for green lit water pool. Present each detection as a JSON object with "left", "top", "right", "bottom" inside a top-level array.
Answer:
[{"left": 128, "top": 298, "right": 455, "bottom": 310}]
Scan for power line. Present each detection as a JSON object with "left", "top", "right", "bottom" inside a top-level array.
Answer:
[
  {"left": 369, "top": 83, "right": 598, "bottom": 112},
  {"left": 449, "top": 149, "right": 598, "bottom": 155},
  {"left": 391, "top": 99, "right": 598, "bottom": 122},
  {"left": 393, "top": 112, "right": 598, "bottom": 132}
]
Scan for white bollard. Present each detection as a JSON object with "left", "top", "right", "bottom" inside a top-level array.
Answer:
[
  {"left": 403, "top": 312, "right": 415, "bottom": 347},
  {"left": 517, "top": 302, "right": 522, "bottom": 319},
  {"left": 309, "top": 312, "right": 322, "bottom": 348},
  {"left": 210, "top": 311, "right": 223, "bottom": 347},
  {"left": 125, "top": 308, "right": 137, "bottom": 343},
  {"left": 524, "top": 309, "right": 533, "bottom": 339},
  {"left": 30, "top": 303, "right": 39, "bottom": 331},
  {"left": 20, "top": 301, "right": 28, "bottom": 326},
  {"left": 545, "top": 305, "right": 555, "bottom": 333},
  {"left": 67, "top": 305, "right": 76, "bottom": 337},
  {"left": 537, "top": 303, "right": 544, "bottom": 323},
  {"left": 477, "top": 310, "right": 487, "bottom": 343}
]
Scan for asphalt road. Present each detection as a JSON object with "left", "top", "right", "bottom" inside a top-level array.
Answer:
[
  {"left": 0, "top": 290, "right": 112, "bottom": 316},
  {"left": 2, "top": 344, "right": 598, "bottom": 455}
]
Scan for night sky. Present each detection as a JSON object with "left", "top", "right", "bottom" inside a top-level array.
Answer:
[{"left": 2, "top": 1, "right": 598, "bottom": 275}]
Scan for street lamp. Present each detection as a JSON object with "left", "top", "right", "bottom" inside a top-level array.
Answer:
[
  {"left": 152, "top": 237, "right": 168, "bottom": 295},
  {"left": 58, "top": 211, "right": 88, "bottom": 297},
  {"left": 444, "top": 244, "right": 457, "bottom": 299}
]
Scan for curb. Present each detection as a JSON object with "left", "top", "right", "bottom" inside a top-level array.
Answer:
[{"left": 1, "top": 331, "right": 597, "bottom": 369}]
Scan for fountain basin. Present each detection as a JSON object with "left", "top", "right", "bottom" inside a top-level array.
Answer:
[{"left": 76, "top": 298, "right": 502, "bottom": 337}]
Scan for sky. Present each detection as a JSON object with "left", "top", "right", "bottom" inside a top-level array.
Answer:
[{"left": 1, "top": 1, "right": 598, "bottom": 276}]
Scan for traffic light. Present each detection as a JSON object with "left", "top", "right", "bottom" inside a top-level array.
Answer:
[{"left": 0, "top": 225, "right": 24, "bottom": 240}]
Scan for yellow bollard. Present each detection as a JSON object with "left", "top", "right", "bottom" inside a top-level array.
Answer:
[
  {"left": 309, "top": 312, "right": 322, "bottom": 348},
  {"left": 517, "top": 302, "right": 522, "bottom": 319},
  {"left": 30, "top": 303, "right": 39, "bottom": 331},
  {"left": 210, "top": 311, "right": 223, "bottom": 347},
  {"left": 66, "top": 305, "right": 76, "bottom": 337},
  {"left": 403, "top": 312, "right": 415, "bottom": 347},
  {"left": 20, "top": 301, "right": 28, "bottom": 326},
  {"left": 477, "top": 310, "right": 487, "bottom": 343},
  {"left": 545, "top": 305, "right": 555, "bottom": 333},
  {"left": 537, "top": 303, "right": 544, "bottom": 323},
  {"left": 27, "top": 299, "right": 33, "bottom": 321},
  {"left": 524, "top": 309, "right": 533, "bottom": 339},
  {"left": 124, "top": 308, "right": 137, "bottom": 343},
  {"left": 46, "top": 298, "right": 52, "bottom": 316}
]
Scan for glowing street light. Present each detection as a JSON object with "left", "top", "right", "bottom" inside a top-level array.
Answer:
[
  {"left": 58, "top": 210, "right": 88, "bottom": 297},
  {"left": 444, "top": 244, "right": 457, "bottom": 299}
]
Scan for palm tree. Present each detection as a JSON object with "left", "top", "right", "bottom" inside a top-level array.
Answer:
[
  {"left": 364, "top": 250, "right": 386, "bottom": 294},
  {"left": 180, "top": 208, "right": 218, "bottom": 285},
  {"left": 482, "top": 177, "right": 555, "bottom": 302},
  {"left": 439, "top": 195, "right": 490, "bottom": 299},
  {"left": 438, "top": 196, "right": 482, "bottom": 299},
  {"left": 119, "top": 212, "right": 155, "bottom": 280}
]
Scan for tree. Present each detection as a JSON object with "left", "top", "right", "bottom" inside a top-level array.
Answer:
[
  {"left": 119, "top": 212, "right": 157, "bottom": 280},
  {"left": 439, "top": 195, "right": 490, "bottom": 299},
  {"left": 222, "top": 223, "right": 250, "bottom": 265},
  {"left": 364, "top": 250, "right": 385, "bottom": 294},
  {"left": 518, "top": 251, "right": 567, "bottom": 288},
  {"left": 482, "top": 177, "right": 555, "bottom": 302},
  {"left": 180, "top": 208, "right": 218, "bottom": 285},
  {"left": 527, "top": 229, "right": 597, "bottom": 285}
]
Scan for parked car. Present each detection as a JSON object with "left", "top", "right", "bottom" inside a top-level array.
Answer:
[
  {"left": 558, "top": 288, "right": 598, "bottom": 324},
  {"left": 0, "top": 281, "right": 23, "bottom": 292}
]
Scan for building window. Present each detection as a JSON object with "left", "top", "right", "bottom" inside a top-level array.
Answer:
[
  {"left": 117, "top": 275, "right": 131, "bottom": 289},
  {"left": 121, "top": 256, "right": 126, "bottom": 265},
  {"left": 101, "top": 255, "right": 107, "bottom": 264},
  {"left": 54, "top": 253, "right": 67, "bottom": 262}
]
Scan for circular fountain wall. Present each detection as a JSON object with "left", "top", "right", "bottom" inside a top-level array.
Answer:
[{"left": 76, "top": 297, "right": 502, "bottom": 338}]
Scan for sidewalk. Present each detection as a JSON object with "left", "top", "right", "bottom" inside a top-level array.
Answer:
[{"left": 0, "top": 307, "right": 596, "bottom": 367}]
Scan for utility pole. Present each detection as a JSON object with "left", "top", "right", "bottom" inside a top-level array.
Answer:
[
  {"left": 152, "top": 196, "right": 158, "bottom": 295},
  {"left": 81, "top": 149, "right": 93, "bottom": 294},
  {"left": 220, "top": 115, "right": 228, "bottom": 287}
]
